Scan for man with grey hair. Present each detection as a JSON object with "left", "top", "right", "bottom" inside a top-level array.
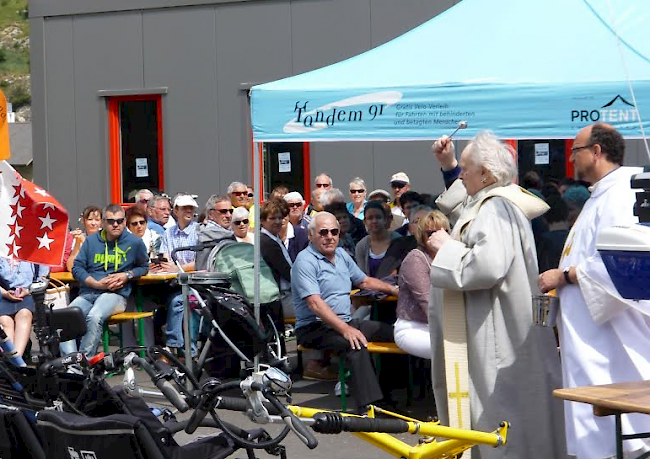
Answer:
[
  {"left": 195, "top": 194, "right": 235, "bottom": 271},
  {"left": 292, "top": 212, "right": 399, "bottom": 412},
  {"left": 147, "top": 195, "right": 172, "bottom": 236},
  {"left": 314, "top": 173, "right": 333, "bottom": 190},
  {"left": 135, "top": 189, "right": 153, "bottom": 208},
  {"left": 320, "top": 188, "right": 367, "bottom": 245},
  {"left": 319, "top": 188, "right": 346, "bottom": 208}
]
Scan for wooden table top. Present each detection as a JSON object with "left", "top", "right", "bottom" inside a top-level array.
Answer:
[
  {"left": 50, "top": 271, "right": 177, "bottom": 284},
  {"left": 554, "top": 381, "right": 650, "bottom": 416}
]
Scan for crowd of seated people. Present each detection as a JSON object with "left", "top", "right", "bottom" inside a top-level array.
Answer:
[{"left": 28, "top": 162, "right": 587, "bottom": 403}]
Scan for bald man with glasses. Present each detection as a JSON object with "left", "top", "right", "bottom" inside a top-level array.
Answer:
[{"left": 292, "top": 212, "right": 399, "bottom": 413}]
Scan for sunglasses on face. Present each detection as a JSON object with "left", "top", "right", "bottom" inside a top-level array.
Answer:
[
  {"left": 129, "top": 220, "right": 146, "bottom": 227},
  {"left": 233, "top": 219, "right": 250, "bottom": 226},
  {"left": 391, "top": 181, "right": 407, "bottom": 189},
  {"left": 350, "top": 189, "right": 365, "bottom": 194},
  {"left": 315, "top": 183, "right": 331, "bottom": 188},
  {"left": 232, "top": 191, "right": 248, "bottom": 197},
  {"left": 214, "top": 208, "right": 234, "bottom": 215},
  {"left": 106, "top": 218, "right": 125, "bottom": 226},
  {"left": 318, "top": 228, "right": 340, "bottom": 237},
  {"left": 288, "top": 202, "right": 303, "bottom": 208},
  {"left": 247, "top": 193, "right": 254, "bottom": 198}
]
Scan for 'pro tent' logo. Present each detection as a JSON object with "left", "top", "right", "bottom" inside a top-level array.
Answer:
[{"left": 571, "top": 95, "right": 638, "bottom": 124}]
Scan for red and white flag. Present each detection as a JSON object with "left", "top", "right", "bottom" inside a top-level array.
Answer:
[{"left": 0, "top": 160, "right": 69, "bottom": 266}]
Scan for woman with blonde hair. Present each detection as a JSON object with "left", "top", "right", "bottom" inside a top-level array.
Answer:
[{"left": 393, "top": 209, "right": 449, "bottom": 359}]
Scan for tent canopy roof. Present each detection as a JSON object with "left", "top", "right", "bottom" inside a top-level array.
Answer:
[
  {"left": 256, "top": 0, "right": 650, "bottom": 92},
  {"left": 251, "top": 0, "right": 650, "bottom": 141}
]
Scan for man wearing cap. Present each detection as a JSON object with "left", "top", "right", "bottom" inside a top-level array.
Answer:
[
  {"left": 389, "top": 172, "right": 411, "bottom": 218},
  {"left": 153, "top": 193, "right": 200, "bottom": 355}
]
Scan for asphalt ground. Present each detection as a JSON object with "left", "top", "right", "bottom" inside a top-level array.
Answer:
[{"left": 104, "top": 337, "right": 439, "bottom": 459}]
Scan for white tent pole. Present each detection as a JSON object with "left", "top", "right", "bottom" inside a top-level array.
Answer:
[{"left": 253, "top": 142, "right": 261, "bottom": 372}]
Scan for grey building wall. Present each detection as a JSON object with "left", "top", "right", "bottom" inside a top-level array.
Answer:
[
  {"left": 30, "top": 0, "right": 650, "bottom": 220},
  {"left": 31, "top": 0, "right": 461, "bottom": 219}
]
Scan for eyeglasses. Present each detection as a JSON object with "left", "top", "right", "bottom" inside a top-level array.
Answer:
[
  {"left": 318, "top": 228, "right": 340, "bottom": 237},
  {"left": 287, "top": 202, "right": 303, "bottom": 208},
  {"left": 213, "top": 208, "right": 234, "bottom": 215},
  {"left": 315, "top": 183, "right": 331, "bottom": 188},
  {"left": 247, "top": 193, "right": 254, "bottom": 198},
  {"left": 391, "top": 181, "right": 407, "bottom": 189},
  {"left": 350, "top": 189, "right": 365, "bottom": 194},
  {"left": 232, "top": 191, "right": 248, "bottom": 197},
  {"left": 571, "top": 144, "right": 595, "bottom": 154},
  {"left": 233, "top": 219, "right": 250, "bottom": 226},
  {"left": 129, "top": 220, "right": 146, "bottom": 227},
  {"left": 106, "top": 218, "right": 125, "bottom": 226},
  {"left": 138, "top": 199, "right": 150, "bottom": 204}
]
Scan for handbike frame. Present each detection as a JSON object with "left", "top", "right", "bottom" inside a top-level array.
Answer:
[{"left": 286, "top": 404, "right": 508, "bottom": 459}]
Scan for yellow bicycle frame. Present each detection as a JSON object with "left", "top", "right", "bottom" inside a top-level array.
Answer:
[{"left": 288, "top": 405, "right": 508, "bottom": 459}]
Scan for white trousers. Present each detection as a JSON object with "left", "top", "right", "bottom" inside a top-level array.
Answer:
[{"left": 393, "top": 318, "right": 431, "bottom": 359}]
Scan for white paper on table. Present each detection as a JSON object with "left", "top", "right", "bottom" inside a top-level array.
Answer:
[
  {"left": 136, "top": 158, "right": 149, "bottom": 177},
  {"left": 278, "top": 152, "right": 291, "bottom": 173},
  {"left": 534, "top": 143, "right": 550, "bottom": 165}
]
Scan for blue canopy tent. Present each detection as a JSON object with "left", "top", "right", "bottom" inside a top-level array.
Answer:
[
  {"left": 250, "top": 0, "right": 650, "bottom": 142},
  {"left": 245, "top": 0, "right": 650, "bottom": 364}
]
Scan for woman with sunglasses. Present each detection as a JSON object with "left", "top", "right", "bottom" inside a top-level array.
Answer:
[
  {"left": 346, "top": 177, "right": 367, "bottom": 220},
  {"left": 231, "top": 207, "right": 254, "bottom": 244},
  {"left": 394, "top": 209, "right": 449, "bottom": 359},
  {"left": 125, "top": 205, "right": 161, "bottom": 258}
]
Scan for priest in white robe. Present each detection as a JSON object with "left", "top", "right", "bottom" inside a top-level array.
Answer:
[
  {"left": 429, "top": 132, "right": 567, "bottom": 459},
  {"left": 539, "top": 122, "right": 650, "bottom": 459}
]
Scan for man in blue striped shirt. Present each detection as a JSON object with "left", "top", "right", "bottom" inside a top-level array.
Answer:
[{"left": 154, "top": 194, "right": 199, "bottom": 355}]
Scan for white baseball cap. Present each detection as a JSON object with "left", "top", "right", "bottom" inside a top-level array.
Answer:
[
  {"left": 390, "top": 172, "right": 410, "bottom": 184},
  {"left": 174, "top": 194, "right": 199, "bottom": 208}
]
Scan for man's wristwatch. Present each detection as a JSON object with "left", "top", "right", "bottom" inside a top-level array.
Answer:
[
  {"left": 125, "top": 271, "right": 134, "bottom": 281},
  {"left": 563, "top": 267, "right": 573, "bottom": 285}
]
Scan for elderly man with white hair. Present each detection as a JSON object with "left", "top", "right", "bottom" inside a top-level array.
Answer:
[
  {"left": 428, "top": 131, "right": 566, "bottom": 459},
  {"left": 292, "top": 212, "right": 399, "bottom": 412},
  {"left": 283, "top": 192, "right": 309, "bottom": 261}
]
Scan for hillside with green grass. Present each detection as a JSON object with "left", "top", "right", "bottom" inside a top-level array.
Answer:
[{"left": 0, "top": 0, "right": 29, "bottom": 114}]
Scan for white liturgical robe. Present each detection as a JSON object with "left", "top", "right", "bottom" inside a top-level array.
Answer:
[{"left": 559, "top": 166, "right": 650, "bottom": 459}]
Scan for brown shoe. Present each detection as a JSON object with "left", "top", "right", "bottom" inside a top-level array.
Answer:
[{"left": 303, "top": 362, "right": 338, "bottom": 381}]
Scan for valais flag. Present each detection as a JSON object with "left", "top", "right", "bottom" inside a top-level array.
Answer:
[{"left": 0, "top": 160, "right": 69, "bottom": 266}]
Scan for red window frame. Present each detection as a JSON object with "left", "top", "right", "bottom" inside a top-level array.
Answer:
[{"left": 108, "top": 94, "right": 164, "bottom": 205}]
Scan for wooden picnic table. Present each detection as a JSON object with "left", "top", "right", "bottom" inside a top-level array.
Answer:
[
  {"left": 50, "top": 271, "right": 178, "bottom": 354},
  {"left": 554, "top": 381, "right": 650, "bottom": 459}
]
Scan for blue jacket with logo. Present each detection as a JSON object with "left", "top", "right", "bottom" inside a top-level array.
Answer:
[{"left": 72, "top": 230, "right": 149, "bottom": 298}]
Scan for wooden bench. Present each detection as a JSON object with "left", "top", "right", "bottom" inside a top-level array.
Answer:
[
  {"left": 297, "top": 341, "right": 413, "bottom": 412},
  {"left": 102, "top": 311, "right": 154, "bottom": 353}
]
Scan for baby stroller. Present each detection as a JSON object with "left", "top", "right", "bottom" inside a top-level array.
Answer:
[{"left": 171, "top": 242, "right": 287, "bottom": 380}]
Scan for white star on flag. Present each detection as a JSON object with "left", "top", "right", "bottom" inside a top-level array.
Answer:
[
  {"left": 34, "top": 188, "right": 50, "bottom": 197},
  {"left": 39, "top": 212, "right": 57, "bottom": 230},
  {"left": 13, "top": 202, "right": 24, "bottom": 218},
  {"left": 13, "top": 223, "right": 22, "bottom": 238},
  {"left": 37, "top": 232, "right": 55, "bottom": 250},
  {"left": 11, "top": 241, "right": 21, "bottom": 257},
  {"left": 42, "top": 203, "right": 55, "bottom": 210}
]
